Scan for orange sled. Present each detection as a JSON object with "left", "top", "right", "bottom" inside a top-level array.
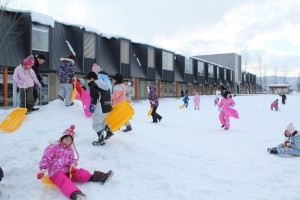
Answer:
[
  {"left": 0, "top": 108, "right": 27, "bottom": 132},
  {"left": 105, "top": 101, "right": 135, "bottom": 132}
]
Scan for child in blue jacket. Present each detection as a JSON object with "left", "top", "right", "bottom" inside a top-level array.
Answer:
[{"left": 183, "top": 94, "right": 189, "bottom": 108}]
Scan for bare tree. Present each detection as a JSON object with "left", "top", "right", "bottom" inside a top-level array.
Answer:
[
  {"left": 257, "top": 54, "right": 263, "bottom": 93},
  {"left": 282, "top": 65, "right": 288, "bottom": 84},
  {"left": 0, "top": 0, "right": 23, "bottom": 54},
  {"left": 273, "top": 67, "right": 277, "bottom": 84},
  {"left": 263, "top": 67, "right": 268, "bottom": 89}
]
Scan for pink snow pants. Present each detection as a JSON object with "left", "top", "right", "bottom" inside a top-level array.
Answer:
[
  {"left": 50, "top": 168, "right": 92, "bottom": 198},
  {"left": 219, "top": 110, "right": 230, "bottom": 129},
  {"left": 194, "top": 102, "right": 200, "bottom": 110}
]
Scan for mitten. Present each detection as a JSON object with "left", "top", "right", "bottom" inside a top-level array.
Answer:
[
  {"left": 89, "top": 104, "right": 96, "bottom": 113},
  {"left": 37, "top": 169, "right": 46, "bottom": 179}
]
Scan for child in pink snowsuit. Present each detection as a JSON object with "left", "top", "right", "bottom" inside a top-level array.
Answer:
[
  {"left": 271, "top": 99, "right": 279, "bottom": 111},
  {"left": 193, "top": 92, "right": 200, "bottom": 110},
  {"left": 218, "top": 91, "right": 235, "bottom": 130},
  {"left": 37, "top": 125, "right": 114, "bottom": 200}
]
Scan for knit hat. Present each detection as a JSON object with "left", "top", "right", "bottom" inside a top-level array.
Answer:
[
  {"left": 60, "top": 124, "right": 75, "bottom": 143},
  {"left": 92, "top": 63, "right": 101, "bottom": 73},
  {"left": 285, "top": 123, "right": 295, "bottom": 134},
  {"left": 23, "top": 55, "right": 34, "bottom": 66},
  {"left": 112, "top": 73, "right": 123, "bottom": 83}
]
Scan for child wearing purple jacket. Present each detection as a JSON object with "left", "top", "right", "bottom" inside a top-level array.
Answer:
[{"left": 37, "top": 125, "right": 113, "bottom": 200}]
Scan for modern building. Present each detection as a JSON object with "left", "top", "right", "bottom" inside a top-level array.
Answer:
[{"left": 0, "top": 9, "right": 256, "bottom": 107}]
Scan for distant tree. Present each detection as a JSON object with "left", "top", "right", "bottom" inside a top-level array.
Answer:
[
  {"left": 0, "top": 0, "right": 23, "bottom": 55},
  {"left": 257, "top": 54, "right": 263, "bottom": 93},
  {"left": 263, "top": 68, "right": 268, "bottom": 90},
  {"left": 273, "top": 67, "right": 277, "bottom": 84},
  {"left": 282, "top": 65, "right": 289, "bottom": 84}
]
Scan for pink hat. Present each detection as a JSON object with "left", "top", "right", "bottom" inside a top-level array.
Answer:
[
  {"left": 23, "top": 55, "right": 34, "bottom": 66},
  {"left": 285, "top": 123, "right": 295, "bottom": 134},
  {"left": 60, "top": 124, "right": 75, "bottom": 142}
]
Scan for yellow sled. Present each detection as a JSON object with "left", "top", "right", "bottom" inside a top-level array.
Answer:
[
  {"left": 105, "top": 101, "right": 135, "bottom": 132},
  {"left": 148, "top": 108, "right": 153, "bottom": 117},
  {"left": 179, "top": 105, "right": 184, "bottom": 108},
  {"left": 42, "top": 167, "right": 73, "bottom": 186},
  {"left": 0, "top": 108, "right": 27, "bottom": 132},
  {"left": 70, "top": 82, "right": 77, "bottom": 101}
]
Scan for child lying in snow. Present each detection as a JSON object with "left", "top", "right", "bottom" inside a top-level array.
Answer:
[{"left": 268, "top": 123, "right": 300, "bottom": 156}]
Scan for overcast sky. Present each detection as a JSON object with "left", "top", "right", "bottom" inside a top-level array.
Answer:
[{"left": 8, "top": 0, "right": 300, "bottom": 76}]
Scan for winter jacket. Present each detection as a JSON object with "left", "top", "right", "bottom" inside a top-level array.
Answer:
[
  {"left": 183, "top": 95, "right": 189, "bottom": 103},
  {"left": 271, "top": 100, "right": 278, "bottom": 110},
  {"left": 148, "top": 86, "right": 159, "bottom": 108},
  {"left": 112, "top": 83, "right": 126, "bottom": 106},
  {"left": 32, "top": 56, "right": 43, "bottom": 83},
  {"left": 39, "top": 143, "right": 76, "bottom": 177},
  {"left": 98, "top": 70, "right": 112, "bottom": 94},
  {"left": 194, "top": 94, "right": 200, "bottom": 104},
  {"left": 13, "top": 64, "right": 40, "bottom": 88},
  {"left": 219, "top": 97, "right": 235, "bottom": 112},
  {"left": 125, "top": 85, "right": 135, "bottom": 102},
  {"left": 276, "top": 132, "right": 300, "bottom": 156},
  {"left": 56, "top": 58, "right": 75, "bottom": 84},
  {"left": 88, "top": 80, "right": 112, "bottom": 113}
]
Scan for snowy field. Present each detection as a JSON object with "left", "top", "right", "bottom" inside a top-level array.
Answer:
[{"left": 0, "top": 94, "right": 300, "bottom": 200}]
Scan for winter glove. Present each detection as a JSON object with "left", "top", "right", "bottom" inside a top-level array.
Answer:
[
  {"left": 89, "top": 104, "right": 96, "bottom": 113},
  {"left": 37, "top": 169, "right": 46, "bottom": 179},
  {"left": 81, "top": 85, "right": 87, "bottom": 91}
]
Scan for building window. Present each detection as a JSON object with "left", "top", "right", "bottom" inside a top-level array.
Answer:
[
  {"left": 32, "top": 24, "right": 49, "bottom": 52},
  {"left": 208, "top": 64, "right": 213, "bottom": 77},
  {"left": 162, "top": 51, "right": 173, "bottom": 71},
  {"left": 84, "top": 32, "right": 96, "bottom": 59},
  {"left": 197, "top": 61, "right": 204, "bottom": 76},
  {"left": 217, "top": 67, "right": 219, "bottom": 78},
  {"left": 185, "top": 58, "right": 193, "bottom": 74},
  {"left": 121, "top": 40, "right": 129, "bottom": 64},
  {"left": 148, "top": 47, "right": 154, "bottom": 68}
]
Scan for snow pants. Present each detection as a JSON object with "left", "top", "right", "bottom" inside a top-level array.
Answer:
[
  {"left": 275, "top": 144, "right": 300, "bottom": 156},
  {"left": 20, "top": 87, "right": 34, "bottom": 109},
  {"left": 58, "top": 83, "right": 73, "bottom": 106},
  {"left": 151, "top": 105, "right": 162, "bottom": 122},
  {"left": 92, "top": 101, "right": 109, "bottom": 133},
  {"left": 194, "top": 102, "right": 199, "bottom": 110},
  {"left": 50, "top": 168, "right": 92, "bottom": 198},
  {"left": 219, "top": 110, "right": 230, "bottom": 129}
]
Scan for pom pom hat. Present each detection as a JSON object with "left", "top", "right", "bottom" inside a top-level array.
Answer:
[
  {"left": 23, "top": 55, "right": 34, "bottom": 66},
  {"left": 60, "top": 125, "right": 79, "bottom": 161},
  {"left": 285, "top": 123, "right": 295, "bottom": 135}
]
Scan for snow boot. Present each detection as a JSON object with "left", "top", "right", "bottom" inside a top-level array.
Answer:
[
  {"left": 92, "top": 131, "right": 106, "bottom": 146},
  {"left": 221, "top": 125, "right": 225, "bottom": 128},
  {"left": 268, "top": 148, "right": 278, "bottom": 154},
  {"left": 70, "top": 191, "right": 86, "bottom": 200},
  {"left": 89, "top": 170, "right": 114, "bottom": 185},
  {"left": 105, "top": 131, "right": 114, "bottom": 140},
  {"left": 123, "top": 125, "right": 132, "bottom": 132}
]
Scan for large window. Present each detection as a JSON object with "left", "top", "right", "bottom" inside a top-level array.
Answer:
[
  {"left": 197, "top": 61, "right": 204, "bottom": 76},
  {"left": 84, "top": 32, "right": 96, "bottom": 59},
  {"left": 208, "top": 64, "right": 213, "bottom": 77},
  {"left": 162, "top": 51, "right": 173, "bottom": 71},
  {"left": 185, "top": 58, "right": 193, "bottom": 74},
  {"left": 121, "top": 40, "right": 129, "bottom": 64},
  {"left": 32, "top": 24, "right": 49, "bottom": 52},
  {"left": 148, "top": 47, "right": 154, "bottom": 68}
]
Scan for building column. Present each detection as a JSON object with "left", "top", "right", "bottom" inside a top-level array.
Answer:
[
  {"left": 3, "top": 66, "right": 8, "bottom": 106},
  {"left": 158, "top": 79, "right": 161, "bottom": 98},
  {"left": 135, "top": 77, "right": 139, "bottom": 100}
]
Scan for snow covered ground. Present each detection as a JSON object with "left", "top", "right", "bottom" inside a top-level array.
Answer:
[{"left": 0, "top": 94, "right": 300, "bottom": 200}]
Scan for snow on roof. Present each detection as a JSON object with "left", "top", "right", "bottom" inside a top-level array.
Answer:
[{"left": 30, "top": 11, "right": 55, "bottom": 27}]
